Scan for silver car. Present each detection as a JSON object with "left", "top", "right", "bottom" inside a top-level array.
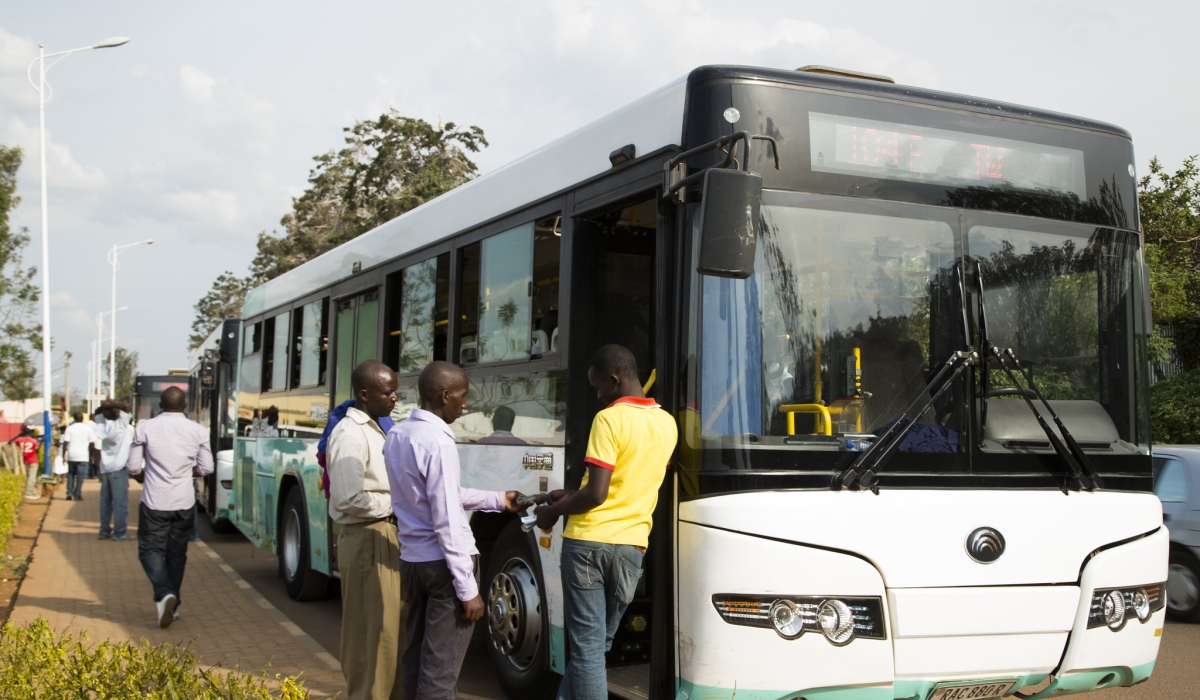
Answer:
[{"left": 1153, "top": 446, "right": 1200, "bottom": 621}]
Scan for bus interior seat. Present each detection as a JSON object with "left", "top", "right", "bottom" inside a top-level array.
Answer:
[
  {"left": 550, "top": 327, "right": 559, "bottom": 353},
  {"left": 855, "top": 337, "right": 935, "bottom": 432},
  {"left": 982, "top": 399, "right": 1122, "bottom": 451},
  {"left": 531, "top": 330, "right": 549, "bottom": 355}
]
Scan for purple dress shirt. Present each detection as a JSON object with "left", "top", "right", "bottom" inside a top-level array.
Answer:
[
  {"left": 126, "top": 411, "right": 213, "bottom": 512},
  {"left": 384, "top": 408, "right": 506, "bottom": 601}
]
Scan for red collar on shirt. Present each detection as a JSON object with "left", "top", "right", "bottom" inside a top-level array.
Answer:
[{"left": 607, "top": 396, "right": 660, "bottom": 409}]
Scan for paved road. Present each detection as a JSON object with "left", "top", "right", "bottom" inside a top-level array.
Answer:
[
  {"left": 196, "top": 515, "right": 508, "bottom": 699},
  {"left": 198, "top": 516, "right": 1199, "bottom": 699}
]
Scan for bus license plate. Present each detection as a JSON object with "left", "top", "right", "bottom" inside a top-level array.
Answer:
[{"left": 929, "top": 681, "right": 1016, "bottom": 700}]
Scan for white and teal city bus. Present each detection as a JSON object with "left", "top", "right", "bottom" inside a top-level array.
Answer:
[{"left": 229, "top": 65, "right": 1164, "bottom": 700}]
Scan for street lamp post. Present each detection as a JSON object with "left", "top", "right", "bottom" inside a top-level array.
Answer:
[
  {"left": 27, "top": 36, "right": 130, "bottom": 479},
  {"left": 107, "top": 241, "right": 152, "bottom": 399},
  {"left": 90, "top": 307, "right": 126, "bottom": 413}
]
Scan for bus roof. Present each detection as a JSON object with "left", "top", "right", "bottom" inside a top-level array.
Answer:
[
  {"left": 243, "top": 65, "right": 1131, "bottom": 317},
  {"left": 244, "top": 76, "right": 689, "bottom": 316}
]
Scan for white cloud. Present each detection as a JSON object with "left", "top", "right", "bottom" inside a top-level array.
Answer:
[
  {"left": 49, "top": 290, "right": 96, "bottom": 336},
  {"left": 3, "top": 116, "right": 109, "bottom": 191},
  {"left": 177, "top": 63, "right": 276, "bottom": 149},
  {"left": 0, "top": 26, "right": 40, "bottom": 108}
]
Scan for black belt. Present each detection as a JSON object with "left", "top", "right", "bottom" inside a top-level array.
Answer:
[{"left": 353, "top": 514, "right": 396, "bottom": 526}]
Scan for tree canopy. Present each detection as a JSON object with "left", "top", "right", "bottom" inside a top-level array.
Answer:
[
  {"left": 190, "top": 113, "right": 486, "bottom": 348},
  {"left": 0, "top": 145, "right": 41, "bottom": 400}
]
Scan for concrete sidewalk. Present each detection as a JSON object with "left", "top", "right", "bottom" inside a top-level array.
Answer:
[{"left": 9, "top": 479, "right": 346, "bottom": 698}]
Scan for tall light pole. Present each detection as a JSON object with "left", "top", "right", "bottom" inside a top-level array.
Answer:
[
  {"left": 27, "top": 35, "right": 130, "bottom": 478},
  {"left": 91, "top": 307, "right": 126, "bottom": 413},
  {"left": 108, "top": 241, "right": 152, "bottom": 399}
]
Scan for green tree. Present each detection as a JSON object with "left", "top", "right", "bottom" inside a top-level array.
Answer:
[
  {"left": 102, "top": 348, "right": 139, "bottom": 405},
  {"left": 1140, "top": 156, "right": 1200, "bottom": 369},
  {"left": 191, "top": 113, "right": 486, "bottom": 346},
  {"left": 0, "top": 145, "right": 41, "bottom": 400},
  {"left": 188, "top": 272, "right": 255, "bottom": 350}
]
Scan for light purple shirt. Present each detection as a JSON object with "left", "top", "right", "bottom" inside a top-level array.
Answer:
[
  {"left": 384, "top": 408, "right": 506, "bottom": 601},
  {"left": 127, "top": 412, "right": 213, "bottom": 512}
]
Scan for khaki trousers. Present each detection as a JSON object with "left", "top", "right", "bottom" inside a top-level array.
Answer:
[{"left": 339, "top": 519, "right": 405, "bottom": 700}]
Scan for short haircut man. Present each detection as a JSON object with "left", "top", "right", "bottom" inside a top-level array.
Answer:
[
  {"left": 62, "top": 412, "right": 99, "bottom": 502},
  {"left": 383, "top": 361, "right": 516, "bottom": 699},
  {"left": 533, "top": 344, "right": 678, "bottom": 699},
  {"left": 126, "top": 388, "right": 213, "bottom": 628},
  {"left": 476, "top": 405, "right": 527, "bottom": 446},
  {"left": 327, "top": 360, "right": 404, "bottom": 700}
]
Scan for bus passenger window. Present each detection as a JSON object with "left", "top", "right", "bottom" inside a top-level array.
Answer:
[
  {"left": 293, "top": 298, "right": 329, "bottom": 388},
  {"left": 458, "top": 242, "right": 481, "bottom": 364},
  {"left": 241, "top": 321, "right": 263, "bottom": 395},
  {"left": 479, "top": 223, "right": 533, "bottom": 363},
  {"left": 262, "top": 311, "right": 289, "bottom": 392},
  {"left": 532, "top": 214, "right": 561, "bottom": 357},
  {"left": 388, "top": 254, "right": 450, "bottom": 373}
]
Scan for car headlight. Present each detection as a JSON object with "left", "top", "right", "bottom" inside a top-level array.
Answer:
[
  {"left": 1087, "top": 583, "right": 1164, "bottom": 631},
  {"left": 712, "top": 594, "right": 886, "bottom": 645}
]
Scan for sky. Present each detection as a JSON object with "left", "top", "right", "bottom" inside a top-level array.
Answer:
[{"left": 1, "top": 0, "right": 1198, "bottom": 396}]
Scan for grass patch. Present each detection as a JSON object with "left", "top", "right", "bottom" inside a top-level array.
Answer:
[
  {"left": 0, "top": 618, "right": 311, "bottom": 699},
  {"left": 0, "top": 471, "right": 22, "bottom": 556}
]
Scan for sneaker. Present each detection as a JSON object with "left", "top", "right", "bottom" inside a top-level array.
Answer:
[
  {"left": 112, "top": 534, "right": 133, "bottom": 541},
  {"left": 65, "top": 495, "right": 73, "bottom": 501},
  {"left": 98, "top": 534, "right": 110, "bottom": 540},
  {"left": 156, "top": 594, "right": 177, "bottom": 628},
  {"left": 173, "top": 608, "right": 180, "bottom": 621}
]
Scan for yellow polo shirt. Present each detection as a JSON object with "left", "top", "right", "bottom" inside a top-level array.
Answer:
[{"left": 563, "top": 397, "right": 678, "bottom": 548}]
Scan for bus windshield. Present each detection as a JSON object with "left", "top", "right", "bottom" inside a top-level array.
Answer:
[
  {"left": 695, "top": 196, "right": 960, "bottom": 449},
  {"left": 689, "top": 194, "right": 1148, "bottom": 461}
]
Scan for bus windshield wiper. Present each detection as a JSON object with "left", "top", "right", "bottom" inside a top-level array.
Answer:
[
  {"left": 991, "top": 347, "right": 1103, "bottom": 492},
  {"left": 835, "top": 349, "right": 976, "bottom": 494}
]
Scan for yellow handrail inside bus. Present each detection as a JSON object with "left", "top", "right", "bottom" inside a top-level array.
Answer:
[
  {"left": 642, "top": 369, "right": 657, "bottom": 395},
  {"left": 779, "top": 403, "right": 832, "bottom": 436}
]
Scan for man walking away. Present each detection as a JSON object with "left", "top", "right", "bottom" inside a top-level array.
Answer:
[
  {"left": 126, "top": 387, "right": 213, "bottom": 628},
  {"left": 95, "top": 401, "right": 134, "bottom": 540},
  {"left": 61, "top": 413, "right": 98, "bottom": 501},
  {"left": 534, "top": 344, "right": 678, "bottom": 700},
  {"left": 328, "top": 360, "right": 404, "bottom": 700},
  {"left": 384, "top": 361, "right": 517, "bottom": 700}
]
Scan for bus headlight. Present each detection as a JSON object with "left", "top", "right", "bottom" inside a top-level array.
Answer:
[
  {"left": 712, "top": 594, "right": 886, "bottom": 645},
  {"left": 769, "top": 599, "right": 805, "bottom": 639},
  {"left": 818, "top": 599, "right": 856, "bottom": 645},
  {"left": 1087, "top": 583, "right": 1164, "bottom": 631}
]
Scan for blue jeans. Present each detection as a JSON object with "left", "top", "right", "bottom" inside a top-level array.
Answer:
[
  {"left": 557, "top": 539, "right": 644, "bottom": 700},
  {"left": 66, "top": 462, "right": 87, "bottom": 499},
  {"left": 98, "top": 470, "right": 130, "bottom": 538}
]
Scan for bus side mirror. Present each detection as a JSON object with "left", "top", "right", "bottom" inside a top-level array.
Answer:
[{"left": 696, "top": 168, "right": 762, "bottom": 279}]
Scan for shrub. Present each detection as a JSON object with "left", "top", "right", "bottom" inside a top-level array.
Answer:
[
  {"left": 0, "top": 470, "right": 22, "bottom": 555},
  {"left": 1151, "top": 369, "right": 1200, "bottom": 445},
  {"left": 0, "top": 618, "right": 310, "bottom": 699}
]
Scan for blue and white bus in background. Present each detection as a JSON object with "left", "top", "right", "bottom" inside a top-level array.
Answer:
[{"left": 227, "top": 64, "right": 1164, "bottom": 700}]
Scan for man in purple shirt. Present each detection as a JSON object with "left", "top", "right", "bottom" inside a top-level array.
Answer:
[
  {"left": 126, "top": 386, "right": 213, "bottom": 628},
  {"left": 384, "top": 361, "right": 517, "bottom": 700}
]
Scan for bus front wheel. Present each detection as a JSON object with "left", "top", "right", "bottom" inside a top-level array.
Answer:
[
  {"left": 485, "top": 522, "right": 560, "bottom": 699},
  {"left": 280, "top": 487, "right": 329, "bottom": 601}
]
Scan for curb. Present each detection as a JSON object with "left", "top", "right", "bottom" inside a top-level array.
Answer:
[{"left": 194, "top": 540, "right": 342, "bottom": 673}]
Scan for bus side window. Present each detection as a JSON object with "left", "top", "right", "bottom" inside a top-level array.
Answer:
[
  {"left": 386, "top": 253, "right": 450, "bottom": 373},
  {"left": 240, "top": 320, "right": 263, "bottom": 434},
  {"left": 292, "top": 298, "right": 329, "bottom": 388},
  {"left": 262, "top": 311, "right": 290, "bottom": 392},
  {"left": 532, "top": 214, "right": 560, "bottom": 357}
]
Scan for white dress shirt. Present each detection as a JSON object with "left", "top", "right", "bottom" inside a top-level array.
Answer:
[
  {"left": 62, "top": 421, "right": 100, "bottom": 463},
  {"left": 126, "top": 411, "right": 213, "bottom": 511},
  {"left": 327, "top": 406, "right": 394, "bottom": 525}
]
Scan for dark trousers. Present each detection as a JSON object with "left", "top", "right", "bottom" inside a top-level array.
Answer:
[
  {"left": 66, "top": 462, "right": 88, "bottom": 499},
  {"left": 136, "top": 503, "right": 194, "bottom": 603},
  {"left": 400, "top": 558, "right": 477, "bottom": 700}
]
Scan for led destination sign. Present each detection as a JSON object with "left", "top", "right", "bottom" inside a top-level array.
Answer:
[{"left": 809, "top": 112, "right": 1087, "bottom": 198}]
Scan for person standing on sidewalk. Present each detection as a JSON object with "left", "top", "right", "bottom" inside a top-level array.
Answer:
[
  {"left": 61, "top": 413, "right": 99, "bottom": 501},
  {"left": 125, "top": 386, "right": 213, "bottom": 628},
  {"left": 327, "top": 360, "right": 404, "bottom": 700},
  {"left": 534, "top": 344, "right": 678, "bottom": 700},
  {"left": 384, "top": 361, "right": 518, "bottom": 700},
  {"left": 11, "top": 427, "right": 42, "bottom": 500},
  {"left": 95, "top": 400, "right": 134, "bottom": 541}
]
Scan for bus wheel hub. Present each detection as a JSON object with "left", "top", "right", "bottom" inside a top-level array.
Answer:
[{"left": 488, "top": 559, "right": 541, "bottom": 670}]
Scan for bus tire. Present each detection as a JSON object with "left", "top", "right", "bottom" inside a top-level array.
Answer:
[
  {"left": 280, "top": 486, "right": 329, "bottom": 601},
  {"left": 1167, "top": 548, "right": 1200, "bottom": 622},
  {"left": 485, "top": 521, "right": 560, "bottom": 700}
]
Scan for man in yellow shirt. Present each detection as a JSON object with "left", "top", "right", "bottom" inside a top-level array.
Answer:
[{"left": 534, "top": 344, "right": 677, "bottom": 700}]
